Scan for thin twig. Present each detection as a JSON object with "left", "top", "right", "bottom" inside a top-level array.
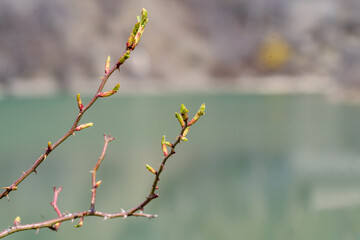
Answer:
[
  {"left": 49, "top": 186, "right": 63, "bottom": 231},
  {"left": 0, "top": 33, "right": 143, "bottom": 201},
  {"left": 126, "top": 122, "right": 188, "bottom": 215},
  {"left": 0, "top": 210, "right": 155, "bottom": 238},
  {"left": 90, "top": 134, "right": 114, "bottom": 212},
  {"left": 0, "top": 134, "right": 154, "bottom": 238}
]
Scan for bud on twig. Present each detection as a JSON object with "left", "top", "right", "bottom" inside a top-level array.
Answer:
[
  {"left": 146, "top": 164, "right": 157, "bottom": 175},
  {"left": 75, "top": 122, "right": 93, "bottom": 131},
  {"left": 161, "top": 135, "right": 168, "bottom": 156},
  {"left": 75, "top": 217, "right": 84, "bottom": 228},
  {"left": 105, "top": 56, "right": 111, "bottom": 74},
  {"left": 180, "top": 136, "right": 188, "bottom": 141},
  {"left": 118, "top": 50, "right": 130, "bottom": 65},
  {"left": 188, "top": 103, "right": 206, "bottom": 126},
  {"left": 77, "top": 93, "right": 84, "bottom": 111},
  {"left": 126, "top": 8, "right": 148, "bottom": 50},
  {"left": 97, "top": 83, "right": 120, "bottom": 97},
  {"left": 95, "top": 180, "right": 102, "bottom": 188},
  {"left": 13, "top": 216, "right": 21, "bottom": 226},
  {"left": 175, "top": 112, "right": 185, "bottom": 127},
  {"left": 183, "top": 127, "right": 190, "bottom": 137},
  {"left": 180, "top": 127, "right": 190, "bottom": 141},
  {"left": 180, "top": 104, "right": 189, "bottom": 121},
  {"left": 47, "top": 141, "right": 53, "bottom": 151}
]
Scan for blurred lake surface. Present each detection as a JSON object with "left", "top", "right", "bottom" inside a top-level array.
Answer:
[{"left": 2, "top": 93, "right": 360, "bottom": 239}]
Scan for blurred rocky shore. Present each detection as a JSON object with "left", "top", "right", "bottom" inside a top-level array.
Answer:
[{"left": 0, "top": 0, "right": 360, "bottom": 98}]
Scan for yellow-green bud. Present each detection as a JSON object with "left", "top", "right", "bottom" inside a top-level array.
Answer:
[
  {"left": 180, "top": 104, "right": 189, "bottom": 121},
  {"left": 105, "top": 56, "right": 111, "bottom": 74},
  {"left": 75, "top": 122, "right": 93, "bottom": 131},
  {"left": 13, "top": 216, "right": 21, "bottom": 226},
  {"left": 188, "top": 103, "right": 206, "bottom": 126},
  {"left": 146, "top": 164, "right": 157, "bottom": 174},
  {"left": 183, "top": 127, "right": 190, "bottom": 137},
  {"left": 97, "top": 83, "right": 120, "bottom": 97},
  {"left": 175, "top": 112, "right": 185, "bottom": 127},
  {"left": 161, "top": 135, "right": 168, "bottom": 156},
  {"left": 77, "top": 93, "right": 84, "bottom": 111}
]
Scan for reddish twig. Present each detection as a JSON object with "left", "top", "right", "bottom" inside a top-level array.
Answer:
[
  {"left": 49, "top": 186, "right": 62, "bottom": 231},
  {"left": 0, "top": 134, "right": 154, "bottom": 238},
  {"left": 90, "top": 134, "right": 114, "bottom": 212}
]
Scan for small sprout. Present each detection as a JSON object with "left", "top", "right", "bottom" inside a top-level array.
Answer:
[
  {"left": 180, "top": 104, "right": 189, "bottom": 121},
  {"left": 183, "top": 127, "right": 190, "bottom": 137},
  {"left": 161, "top": 135, "right": 168, "bottom": 156},
  {"left": 36, "top": 228, "right": 40, "bottom": 234},
  {"left": 180, "top": 136, "right": 188, "bottom": 141},
  {"left": 188, "top": 103, "right": 206, "bottom": 126},
  {"left": 47, "top": 141, "right": 53, "bottom": 151},
  {"left": 118, "top": 50, "right": 130, "bottom": 65},
  {"left": 126, "top": 8, "right": 148, "bottom": 50},
  {"left": 76, "top": 93, "right": 84, "bottom": 111},
  {"left": 13, "top": 216, "right": 21, "bottom": 226},
  {"left": 165, "top": 141, "right": 173, "bottom": 147},
  {"left": 97, "top": 83, "right": 120, "bottom": 97},
  {"left": 75, "top": 122, "right": 94, "bottom": 131},
  {"left": 175, "top": 112, "right": 185, "bottom": 127},
  {"left": 103, "top": 216, "right": 108, "bottom": 221},
  {"left": 95, "top": 180, "right": 102, "bottom": 188},
  {"left": 105, "top": 56, "right": 111, "bottom": 74},
  {"left": 75, "top": 217, "right": 84, "bottom": 228},
  {"left": 146, "top": 164, "right": 157, "bottom": 175},
  {"left": 53, "top": 222, "right": 60, "bottom": 230}
]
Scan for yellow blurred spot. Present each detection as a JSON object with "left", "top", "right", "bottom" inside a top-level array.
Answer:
[{"left": 257, "top": 33, "right": 291, "bottom": 70}]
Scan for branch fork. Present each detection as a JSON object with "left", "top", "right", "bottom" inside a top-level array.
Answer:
[{"left": 0, "top": 8, "right": 207, "bottom": 239}]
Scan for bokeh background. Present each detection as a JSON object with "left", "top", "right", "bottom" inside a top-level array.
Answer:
[{"left": 2, "top": 0, "right": 360, "bottom": 239}]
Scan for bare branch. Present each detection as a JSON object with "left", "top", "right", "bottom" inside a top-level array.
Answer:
[{"left": 90, "top": 134, "right": 114, "bottom": 212}]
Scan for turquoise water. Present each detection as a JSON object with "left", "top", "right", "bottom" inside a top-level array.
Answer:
[{"left": 2, "top": 94, "right": 360, "bottom": 239}]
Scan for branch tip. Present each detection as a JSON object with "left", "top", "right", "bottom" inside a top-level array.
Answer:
[{"left": 105, "top": 56, "right": 111, "bottom": 74}]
